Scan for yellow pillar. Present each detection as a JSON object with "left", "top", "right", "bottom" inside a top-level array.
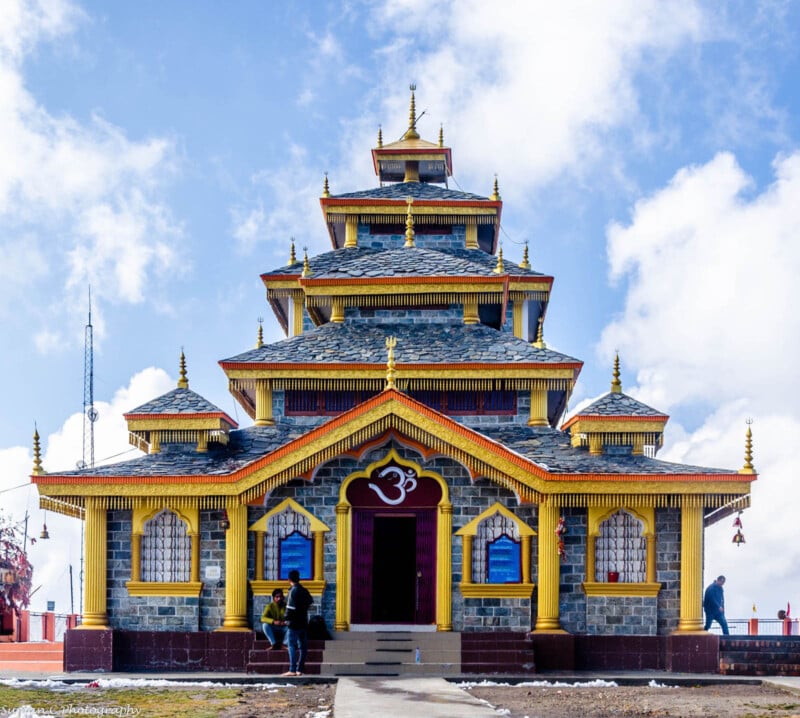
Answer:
[
  {"left": 586, "top": 534, "right": 596, "bottom": 583},
  {"left": 534, "top": 501, "right": 566, "bottom": 632},
  {"left": 335, "top": 503, "right": 350, "bottom": 631},
  {"left": 645, "top": 533, "right": 656, "bottom": 583},
  {"left": 461, "top": 535, "right": 473, "bottom": 585},
  {"left": 676, "top": 499, "right": 704, "bottom": 632},
  {"left": 131, "top": 533, "right": 142, "bottom": 582},
  {"left": 632, "top": 434, "right": 644, "bottom": 456},
  {"left": 150, "top": 431, "right": 161, "bottom": 454},
  {"left": 196, "top": 431, "right": 208, "bottom": 453},
  {"left": 436, "top": 502, "right": 453, "bottom": 631},
  {"left": 254, "top": 379, "right": 274, "bottom": 426},
  {"left": 220, "top": 503, "right": 249, "bottom": 630},
  {"left": 589, "top": 434, "right": 603, "bottom": 455},
  {"left": 521, "top": 534, "right": 532, "bottom": 584},
  {"left": 79, "top": 498, "right": 108, "bottom": 629},
  {"left": 190, "top": 532, "right": 200, "bottom": 584},
  {"left": 528, "top": 389, "right": 549, "bottom": 426},
  {"left": 512, "top": 302, "right": 523, "bottom": 339},
  {"left": 344, "top": 216, "right": 358, "bottom": 248},
  {"left": 463, "top": 299, "right": 479, "bottom": 324},
  {"left": 465, "top": 223, "right": 479, "bottom": 249},
  {"left": 254, "top": 530, "right": 264, "bottom": 582},
  {"left": 331, "top": 298, "right": 345, "bottom": 323},
  {"left": 292, "top": 295, "right": 304, "bottom": 337},
  {"left": 313, "top": 530, "right": 324, "bottom": 582}
]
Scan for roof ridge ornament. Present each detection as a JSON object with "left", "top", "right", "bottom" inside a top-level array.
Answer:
[
  {"left": 611, "top": 353, "right": 622, "bottom": 394},
  {"left": 533, "top": 316, "right": 547, "bottom": 349},
  {"left": 289, "top": 237, "right": 297, "bottom": 265},
  {"left": 302, "top": 247, "right": 311, "bottom": 277},
  {"left": 32, "top": 423, "right": 45, "bottom": 476},
  {"left": 178, "top": 349, "right": 189, "bottom": 389},
  {"left": 404, "top": 197, "right": 416, "bottom": 248},
  {"left": 438, "top": 123, "right": 444, "bottom": 148},
  {"left": 403, "top": 83, "right": 420, "bottom": 141},
  {"left": 491, "top": 174, "right": 501, "bottom": 201},
  {"left": 322, "top": 172, "right": 330, "bottom": 198},
  {"left": 377, "top": 125, "right": 383, "bottom": 148},
  {"left": 256, "top": 317, "right": 264, "bottom": 349},
  {"left": 739, "top": 419, "right": 755, "bottom": 474},
  {"left": 385, "top": 336, "right": 397, "bottom": 390},
  {"left": 519, "top": 242, "right": 531, "bottom": 270},
  {"left": 493, "top": 244, "right": 504, "bottom": 274}
]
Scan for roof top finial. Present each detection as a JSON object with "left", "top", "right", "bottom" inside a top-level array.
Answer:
[
  {"left": 611, "top": 353, "right": 622, "bottom": 394},
  {"left": 519, "top": 241, "right": 531, "bottom": 270},
  {"left": 404, "top": 197, "right": 416, "bottom": 248},
  {"left": 377, "top": 125, "right": 383, "bottom": 148},
  {"left": 533, "top": 316, "right": 547, "bottom": 349},
  {"left": 302, "top": 247, "right": 311, "bottom": 277},
  {"left": 438, "top": 123, "right": 444, "bottom": 148},
  {"left": 403, "top": 83, "right": 420, "bottom": 140},
  {"left": 740, "top": 419, "right": 756, "bottom": 474},
  {"left": 385, "top": 336, "right": 397, "bottom": 390},
  {"left": 491, "top": 174, "right": 501, "bottom": 201},
  {"left": 256, "top": 317, "right": 264, "bottom": 349},
  {"left": 178, "top": 349, "right": 189, "bottom": 389},
  {"left": 493, "top": 244, "right": 505, "bottom": 274},
  {"left": 289, "top": 237, "right": 297, "bottom": 265},
  {"left": 32, "top": 424, "right": 44, "bottom": 476},
  {"left": 322, "top": 172, "right": 330, "bottom": 198}
]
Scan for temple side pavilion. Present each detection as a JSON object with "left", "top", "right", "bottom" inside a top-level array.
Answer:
[{"left": 32, "top": 89, "right": 756, "bottom": 673}]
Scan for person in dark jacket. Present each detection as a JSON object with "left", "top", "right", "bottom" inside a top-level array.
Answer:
[
  {"left": 703, "top": 575, "right": 729, "bottom": 635},
  {"left": 282, "top": 569, "right": 313, "bottom": 676}
]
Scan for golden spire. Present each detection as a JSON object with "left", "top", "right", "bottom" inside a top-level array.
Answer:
[
  {"left": 438, "top": 124, "right": 444, "bottom": 148},
  {"left": 377, "top": 125, "right": 383, "bottom": 148},
  {"left": 322, "top": 172, "right": 330, "bottom": 198},
  {"left": 403, "top": 84, "right": 420, "bottom": 140},
  {"left": 289, "top": 237, "right": 296, "bottom": 265},
  {"left": 302, "top": 247, "right": 311, "bottom": 277},
  {"left": 611, "top": 353, "right": 622, "bottom": 394},
  {"left": 491, "top": 174, "right": 501, "bottom": 201},
  {"left": 256, "top": 317, "right": 264, "bottom": 349},
  {"left": 519, "top": 242, "right": 531, "bottom": 270},
  {"left": 404, "top": 197, "right": 416, "bottom": 248},
  {"left": 740, "top": 419, "right": 755, "bottom": 474},
  {"left": 32, "top": 424, "right": 44, "bottom": 476},
  {"left": 533, "top": 316, "right": 547, "bottom": 349},
  {"left": 493, "top": 244, "right": 504, "bottom": 274},
  {"left": 178, "top": 349, "right": 189, "bottom": 389},
  {"left": 385, "top": 336, "right": 397, "bottom": 389}
]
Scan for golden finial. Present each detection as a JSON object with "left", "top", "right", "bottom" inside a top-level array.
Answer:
[
  {"left": 519, "top": 242, "right": 531, "bottom": 270},
  {"left": 533, "top": 316, "right": 547, "bottom": 349},
  {"left": 403, "top": 83, "right": 420, "bottom": 140},
  {"left": 438, "top": 124, "right": 444, "bottom": 148},
  {"left": 611, "top": 353, "right": 622, "bottom": 394},
  {"left": 385, "top": 336, "right": 397, "bottom": 390},
  {"left": 404, "top": 197, "right": 416, "bottom": 248},
  {"left": 493, "top": 244, "right": 504, "bottom": 274},
  {"left": 322, "top": 172, "right": 330, "bottom": 198},
  {"left": 377, "top": 125, "right": 383, "bottom": 148},
  {"left": 178, "top": 349, "right": 189, "bottom": 389},
  {"left": 740, "top": 419, "right": 755, "bottom": 474},
  {"left": 491, "top": 174, "right": 501, "bottom": 201},
  {"left": 302, "top": 248, "right": 311, "bottom": 277},
  {"left": 256, "top": 317, "right": 264, "bottom": 349},
  {"left": 32, "top": 424, "right": 44, "bottom": 476},
  {"left": 289, "top": 237, "right": 297, "bottom": 265}
]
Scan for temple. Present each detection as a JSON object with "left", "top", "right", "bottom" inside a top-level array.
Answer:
[{"left": 32, "top": 88, "right": 756, "bottom": 674}]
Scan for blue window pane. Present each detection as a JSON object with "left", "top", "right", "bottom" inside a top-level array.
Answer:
[
  {"left": 487, "top": 534, "right": 521, "bottom": 583},
  {"left": 279, "top": 531, "right": 312, "bottom": 580}
]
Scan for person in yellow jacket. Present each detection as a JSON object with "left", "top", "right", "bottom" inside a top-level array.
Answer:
[{"left": 260, "top": 588, "right": 287, "bottom": 649}]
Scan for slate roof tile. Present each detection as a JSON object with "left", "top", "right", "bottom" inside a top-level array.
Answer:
[
  {"left": 332, "top": 182, "right": 488, "bottom": 201},
  {"left": 577, "top": 391, "right": 667, "bottom": 418},
  {"left": 126, "top": 387, "right": 229, "bottom": 416}
]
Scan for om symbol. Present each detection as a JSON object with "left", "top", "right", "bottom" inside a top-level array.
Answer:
[{"left": 368, "top": 466, "right": 418, "bottom": 505}]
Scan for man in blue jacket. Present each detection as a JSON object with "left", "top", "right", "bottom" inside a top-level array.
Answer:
[
  {"left": 282, "top": 569, "right": 314, "bottom": 676},
  {"left": 703, "top": 575, "right": 729, "bottom": 635}
]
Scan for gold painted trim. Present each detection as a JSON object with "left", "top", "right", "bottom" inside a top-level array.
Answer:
[
  {"left": 582, "top": 582, "right": 661, "bottom": 597},
  {"left": 249, "top": 497, "right": 331, "bottom": 534},
  {"left": 125, "top": 581, "right": 203, "bottom": 597},
  {"left": 459, "top": 583, "right": 535, "bottom": 598},
  {"left": 456, "top": 502, "right": 536, "bottom": 537},
  {"left": 250, "top": 579, "right": 326, "bottom": 597}
]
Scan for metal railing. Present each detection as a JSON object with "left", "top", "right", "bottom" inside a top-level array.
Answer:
[{"left": 708, "top": 618, "right": 799, "bottom": 636}]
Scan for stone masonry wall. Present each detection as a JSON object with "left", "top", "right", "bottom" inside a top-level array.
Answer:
[
  {"left": 655, "top": 507, "right": 681, "bottom": 634},
  {"left": 554, "top": 508, "right": 587, "bottom": 634}
]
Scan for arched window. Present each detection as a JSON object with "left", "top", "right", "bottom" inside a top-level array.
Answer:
[
  {"left": 265, "top": 507, "right": 312, "bottom": 580},
  {"left": 141, "top": 509, "right": 191, "bottom": 582}
]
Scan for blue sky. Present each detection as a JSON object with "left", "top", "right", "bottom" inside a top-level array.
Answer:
[{"left": 2, "top": 0, "right": 799, "bottom": 621}]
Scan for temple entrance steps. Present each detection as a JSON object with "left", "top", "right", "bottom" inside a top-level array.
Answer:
[
  {"left": 245, "top": 630, "right": 535, "bottom": 676},
  {"left": 720, "top": 636, "right": 800, "bottom": 676},
  {"left": 0, "top": 641, "right": 64, "bottom": 672}
]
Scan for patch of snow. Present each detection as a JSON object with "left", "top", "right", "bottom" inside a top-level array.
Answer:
[
  {"left": 648, "top": 679, "right": 678, "bottom": 688},
  {"left": 460, "top": 679, "right": 619, "bottom": 689}
]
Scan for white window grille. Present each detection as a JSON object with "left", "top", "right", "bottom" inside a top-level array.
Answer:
[
  {"left": 141, "top": 510, "right": 191, "bottom": 582},
  {"left": 264, "top": 508, "right": 311, "bottom": 580},
  {"left": 472, "top": 511, "right": 520, "bottom": 584},
  {"left": 643, "top": 444, "right": 656, "bottom": 458},
  {"left": 595, "top": 509, "right": 646, "bottom": 582}
]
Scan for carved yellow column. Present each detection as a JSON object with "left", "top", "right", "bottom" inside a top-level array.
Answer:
[
  {"left": 190, "top": 532, "right": 200, "bottom": 584},
  {"left": 645, "top": 533, "right": 656, "bottom": 583},
  {"left": 254, "top": 531, "right": 264, "bottom": 581},
  {"left": 313, "top": 530, "right": 324, "bottom": 582},
  {"left": 512, "top": 302, "right": 523, "bottom": 339},
  {"left": 676, "top": 499, "right": 704, "bottom": 632},
  {"left": 436, "top": 502, "right": 453, "bottom": 631},
  {"left": 331, "top": 298, "right": 345, "bottom": 323},
  {"left": 521, "top": 534, "right": 532, "bottom": 584},
  {"left": 465, "top": 223, "right": 479, "bottom": 249},
  {"left": 632, "top": 434, "right": 644, "bottom": 456},
  {"left": 586, "top": 534, "right": 596, "bottom": 582},
  {"left": 463, "top": 299, "right": 479, "bottom": 324},
  {"left": 344, "top": 216, "right": 358, "bottom": 248},
  {"left": 335, "top": 503, "right": 351, "bottom": 631},
  {"left": 528, "top": 389, "right": 548, "bottom": 426},
  {"left": 292, "top": 295, "right": 304, "bottom": 337},
  {"left": 79, "top": 498, "right": 108, "bottom": 628},
  {"left": 589, "top": 434, "right": 603, "bottom": 455},
  {"left": 150, "top": 431, "right": 161, "bottom": 454},
  {"left": 220, "top": 503, "right": 249, "bottom": 630},
  {"left": 535, "top": 501, "right": 565, "bottom": 632},
  {"left": 461, "top": 534, "right": 473, "bottom": 585},
  {"left": 130, "top": 532, "right": 142, "bottom": 582},
  {"left": 254, "top": 379, "right": 274, "bottom": 426},
  {"left": 197, "top": 431, "right": 208, "bottom": 453}
]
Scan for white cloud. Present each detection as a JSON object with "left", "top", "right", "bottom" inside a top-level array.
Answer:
[{"left": 0, "top": 367, "right": 174, "bottom": 613}]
